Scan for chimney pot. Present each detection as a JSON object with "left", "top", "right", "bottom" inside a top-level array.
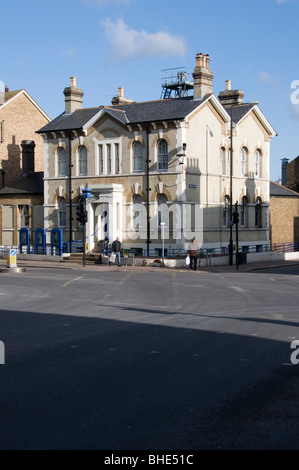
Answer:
[
  {"left": 225, "top": 80, "right": 231, "bottom": 91},
  {"left": 5, "top": 86, "right": 9, "bottom": 93},
  {"left": 70, "top": 77, "right": 77, "bottom": 88}
]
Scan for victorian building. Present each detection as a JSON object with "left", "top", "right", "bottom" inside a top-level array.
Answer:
[{"left": 37, "top": 53, "right": 276, "bottom": 256}]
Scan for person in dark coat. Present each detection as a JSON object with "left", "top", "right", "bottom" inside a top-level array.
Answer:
[
  {"left": 188, "top": 237, "right": 200, "bottom": 271},
  {"left": 112, "top": 237, "right": 122, "bottom": 267}
]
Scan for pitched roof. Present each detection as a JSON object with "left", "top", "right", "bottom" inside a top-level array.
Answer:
[
  {"left": 0, "top": 172, "right": 44, "bottom": 195},
  {"left": 37, "top": 96, "right": 208, "bottom": 134},
  {"left": 270, "top": 181, "right": 299, "bottom": 197},
  {"left": 0, "top": 89, "right": 51, "bottom": 121},
  {"left": 225, "top": 104, "right": 256, "bottom": 124},
  {"left": 225, "top": 102, "right": 277, "bottom": 137}
]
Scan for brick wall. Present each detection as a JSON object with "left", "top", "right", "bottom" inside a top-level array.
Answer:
[
  {"left": 270, "top": 195, "right": 299, "bottom": 246},
  {"left": 0, "top": 92, "right": 49, "bottom": 189}
]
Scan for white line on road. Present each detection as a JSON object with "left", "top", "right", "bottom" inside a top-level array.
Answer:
[{"left": 63, "top": 276, "right": 84, "bottom": 288}]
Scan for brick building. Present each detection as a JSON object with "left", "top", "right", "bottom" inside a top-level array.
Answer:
[
  {"left": 0, "top": 88, "right": 50, "bottom": 189},
  {"left": 0, "top": 87, "right": 50, "bottom": 246},
  {"left": 270, "top": 181, "right": 299, "bottom": 247},
  {"left": 285, "top": 156, "right": 299, "bottom": 193}
]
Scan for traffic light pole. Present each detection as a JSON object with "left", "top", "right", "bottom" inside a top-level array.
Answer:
[
  {"left": 83, "top": 197, "right": 87, "bottom": 268},
  {"left": 76, "top": 195, "right": 88, "bottom": 267},
  {"left": 235, "top": 201, "right": 239, "bottom": 270}
]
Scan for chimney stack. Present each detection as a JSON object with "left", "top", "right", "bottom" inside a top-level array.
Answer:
[
  {"left": 193, "top": 53, "right": 214, "bottom": 100},
  {"left": 218, "top": 80, "right": 244, "bottom": 107},
  {"left": 63, "top": 77, "right": 84, "bottom": 113},
  {"left": 281, "top": 158, "right": 289, "bottom": 186},
  {"left": 111, "top": 87, "right": 133, "bottom": 105},
  {"left": 21, "top": 140, "right": 35, "bottom": 174}
]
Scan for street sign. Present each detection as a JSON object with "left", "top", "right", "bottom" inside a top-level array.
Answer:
[{"left": 7, "top": 249, "right": 17, "bottom": 268}]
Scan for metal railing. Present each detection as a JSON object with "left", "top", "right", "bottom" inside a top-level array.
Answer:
[{"left": 273, "top": 242, "right": 299, "bottom": 254}]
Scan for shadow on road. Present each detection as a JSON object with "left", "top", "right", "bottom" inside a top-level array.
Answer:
[{"left": 0, "top": 307, "right": 298, "bottom": 450}]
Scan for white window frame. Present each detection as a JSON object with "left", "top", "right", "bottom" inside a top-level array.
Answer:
[
  {"left": 220, "top": 147, "right": 226, "bottom": 176},
  {"left": 241, "top": 148, "right": 247, "bottom": 177},
  {"left": 133, "top": 141, "right": 143, "bottom": 173},
  {"left": 95, "top": 138, "right": 122, "bottom": 175},
  {"left": 58, "top": 198, "right": 67, "bottom": 228},
  {"left": 79, "top": 146, "right": 88, "bottom": 176},
  {"left": 133, "top": 194, "right": 144, "bottom": 230},
  {"left": 157, "top": 139, "right": 168, "bottom": 172},
  {"left": 57, "top": 147, "right": 67, "bottom": 177},
  {"left": 255, "top": 150, "right": 261, "bottom": 178}
]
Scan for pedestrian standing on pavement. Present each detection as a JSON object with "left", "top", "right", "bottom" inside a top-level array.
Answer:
[
  {"left": 112, "top": 237, "right": 122, "bottom": 267},
  {"left": 188, "top": 237, "right": 200, "bottom": 271}
]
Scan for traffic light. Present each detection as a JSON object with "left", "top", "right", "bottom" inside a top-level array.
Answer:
[
  {"left": 82, "top": 209, "right": 88, "bottom": 224},
  {"left": 76, "top": 197, "right": 84, "bottom": 224},
  {"left": 233, "top": 211, "right": 239, "bottom": 225}
]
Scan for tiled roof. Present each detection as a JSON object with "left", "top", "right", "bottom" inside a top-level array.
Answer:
[
  {"left": 270, "top": 181, "right": 299, "bottom": 197},
  {"left": 224, "top": 104, "right": 256, "bottom": 124},
  {"left": 37, "top": 96, "right": 207, "bottom": 134}
]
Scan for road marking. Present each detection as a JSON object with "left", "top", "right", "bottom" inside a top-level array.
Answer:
[
  {"left": 63, "top": 276, "right": 84, "bottom": 288},
  {"left": 230, "top": 286, "right": 245, "bottom": 292},
  {"left": 101, "top": 272, "right": 133, "bottom": 302}
]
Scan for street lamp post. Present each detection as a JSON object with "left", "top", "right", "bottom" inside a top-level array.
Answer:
[
  {"left": 229, "top": 109, "right": 235, "bottom": 266},
  {"left": 160, "top": 222, "right": 166, "bottom": 268},
  {"left": 82, "top": 185, "right": 92, "bottom": 267}
]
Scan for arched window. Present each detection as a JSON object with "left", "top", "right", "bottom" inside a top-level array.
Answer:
[
  {"left": 79, "top": 146, "right": 87, "bottom": 176},
  {"left": 58, "top": 147, "right": 66, "bottom": 177},
  {"left": 241, "top": 148, "right": 247, "bottom": 177},
  {"left": 19, "top": 205, "right": 30, "bottom": 228},
  {"left": 58, "top": 198, "right": 67, "bottom": 227},
  {"left": 133, "top": 141, "right": 143, "bottom": 173},
  {"left": 157, "top": 139, "right": 168, "bottom": 172},
  {"left": 133, "top": 194, "right": 143, "bottom": 230},
  {"left": 255, "top": 197, "right": 262, "bottom": 228},
  {"left": 220, "top": 147, "right": 226, "bottom": 175},
  {"left": 241, "top": 196, "right": 248, "bottom": 227},
  {"left": 158, "top": 194, "right": 168, "bottom": 228},
  {"left": 255, "top": 150, "right": 261, "bottom": 178},
  {"left": 223, "top": 196, "right": 230, "bottom": 227}
]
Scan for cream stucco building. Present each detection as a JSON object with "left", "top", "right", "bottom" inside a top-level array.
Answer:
[{"left": 38, "top": 53, "right": 276, "bottom": 257}]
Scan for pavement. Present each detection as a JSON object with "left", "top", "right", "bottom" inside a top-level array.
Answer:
[{"left": 1, "top": 256, "right": 299, "bottom": 274}]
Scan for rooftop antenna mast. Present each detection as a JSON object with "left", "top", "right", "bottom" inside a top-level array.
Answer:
[{"left": 161, "top": 67, "right": 194, "bottom": 99}]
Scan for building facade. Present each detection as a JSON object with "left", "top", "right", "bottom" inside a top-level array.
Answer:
[
  {"left": 0, "top": 88, "right": 50, "bottom": 246},
  {"left": 38, "top": 54, "right": 276, "bottom": 256},
  {"left": 270, "top": 181, "right": 299, "bottom": 247}
]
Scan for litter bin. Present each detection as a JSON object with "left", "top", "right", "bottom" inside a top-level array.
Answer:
[{"left": 237, "top": 252, "right": 247, "bottom": 265}]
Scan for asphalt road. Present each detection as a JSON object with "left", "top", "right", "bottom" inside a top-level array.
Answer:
[{"left": 0, "top": 264, "right": 298, "bottom": 450}]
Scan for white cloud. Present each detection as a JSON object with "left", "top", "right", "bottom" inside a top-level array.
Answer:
[
  {"left": 59, "top": 49, "right": 75, "bottom": 59},
  {"left": 258, "top": 71, "right": 273, "bottom": 83},
  {"left": 276, "top": 0, "right": 296, "bottom": 4},
  {"left": 100, "top": 18, "right": 186, "bottom": 62}
]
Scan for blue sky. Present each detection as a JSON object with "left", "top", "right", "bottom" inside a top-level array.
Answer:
[{"left": 1, "top": 0, "right": 299, "bottom": 180}]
